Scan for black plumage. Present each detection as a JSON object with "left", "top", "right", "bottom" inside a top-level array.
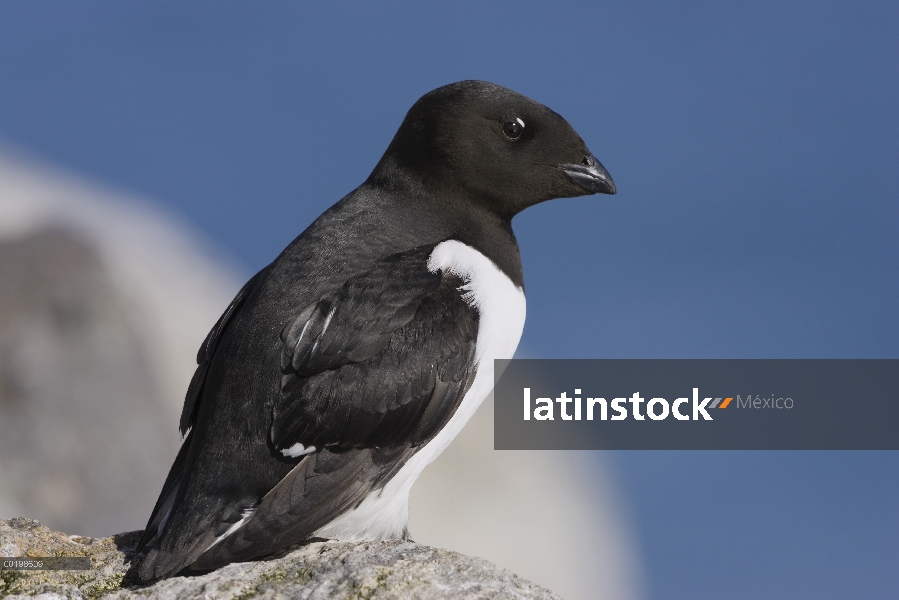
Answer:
[
  {"left": 136, "top": 80, "right": 615, "bottom": 581},
  {"left": 273, "top": 246, "right": 478, "bottom": 452}
]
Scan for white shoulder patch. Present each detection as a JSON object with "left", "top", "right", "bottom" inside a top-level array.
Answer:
[
  {"left": 314, "top": 240, "right": 526, "bottom": 541},
  {"left": 426, "top": 240, "right": 526, "bottom": 366}
]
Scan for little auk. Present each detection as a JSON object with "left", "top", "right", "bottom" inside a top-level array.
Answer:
[{"left": 137, "top": 80, "right": 615, "bottom": 581}]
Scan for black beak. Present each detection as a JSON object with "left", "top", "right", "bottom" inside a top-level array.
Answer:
[{"left": 559, "top": 154, "right": 616, "bottom": 195}]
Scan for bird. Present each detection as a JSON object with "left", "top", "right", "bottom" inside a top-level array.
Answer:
[{"left": 136, "top": 80, "right": 616, "bottom": 581}]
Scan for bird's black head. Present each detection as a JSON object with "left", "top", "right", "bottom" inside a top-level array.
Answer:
[{"left": 368, "top": 80, "right": 615, "bottom": 219}]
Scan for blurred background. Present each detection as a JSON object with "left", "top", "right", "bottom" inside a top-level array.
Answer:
[{"left": 0, "top": 2, "right": 896, "bottom": 599}]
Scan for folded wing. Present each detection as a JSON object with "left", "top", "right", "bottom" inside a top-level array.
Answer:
[{"left": 144, "top": 245, "right": 480, "bottom": 576}]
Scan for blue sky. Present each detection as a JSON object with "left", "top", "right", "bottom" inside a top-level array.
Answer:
[{"left": 1, "top": 2, "right": 896, "bottom": 598}]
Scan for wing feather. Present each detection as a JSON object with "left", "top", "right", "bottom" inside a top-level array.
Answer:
[
  {"left": 190, "top": 246, "right": 480, "bottom": 570},
  {"left": 271, "top": 245, "right": 478, "bottom": 453},
  {"left": 141, "top": 244, "right": 480, "bottom": 578}
]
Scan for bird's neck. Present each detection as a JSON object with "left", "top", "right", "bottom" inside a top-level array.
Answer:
[{"left": 338, "top": 178, "right": 526, "bottom": 289}]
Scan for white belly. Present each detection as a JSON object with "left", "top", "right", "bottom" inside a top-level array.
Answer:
[{"left": 313, "top": 240, "right": 526, "bottom": 540}]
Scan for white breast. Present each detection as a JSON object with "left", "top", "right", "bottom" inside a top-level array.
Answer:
[{"left": 314, "top": 240, "right": 526, "bottom": 540}]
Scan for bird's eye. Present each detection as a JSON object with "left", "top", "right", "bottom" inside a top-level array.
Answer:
[{"left": 502, "top": 118, "right": 525, "bottom": 139}]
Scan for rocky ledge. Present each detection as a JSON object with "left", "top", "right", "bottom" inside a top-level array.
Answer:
[{"left": 0, "top": 518, "right": 562, "bottom": 599}]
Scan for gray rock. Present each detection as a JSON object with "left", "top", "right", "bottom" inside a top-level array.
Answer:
[
  {"left": 0, "top": 518, "right": 137, "bottom": 599},
  {"left": 0, "top": 519, "right": 562, "bottom": 599}
]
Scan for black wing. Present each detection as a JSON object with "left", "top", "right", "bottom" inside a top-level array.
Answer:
[
  {"left": 190, "top": 246, "right": 479, "bottom": 570},
  {"left": 273, "top": 246, "right": 478, "bottom": 452},
  {"left": 142, "top": 245, "right": 479, "bottom": 578}
]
